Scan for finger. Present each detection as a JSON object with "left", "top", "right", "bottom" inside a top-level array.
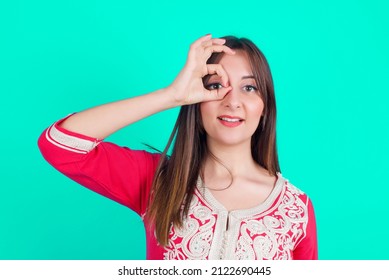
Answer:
[
  {"left": 191, "top": 34, "right": 212, "bottom": 49},
  {"left": 206, "top": 64, "right": 229, "bottom": 87},
  {"left": 212, "top": 38, "right": 227, "bottom": 45},
  {"left": 204, "top": 45, "right": 236, "bottom": 58},
  {"left": 204, "top": 86, "right": 232, "bottom": 101},
  {"left": 201, "top": 38, "right": 226, "bottom": 48}
]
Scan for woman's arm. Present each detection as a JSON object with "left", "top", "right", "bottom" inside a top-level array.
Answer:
[
  {"left": 38, "top": 35, "right": 234, "bottom": 214},
  {"left": 293, "top": 198, "right": 318, "bottom": 259},
  {"left": 60, "top": 34, "right": 234, "bottom": 139},
  {"left": 59, "top": 89, "right": 176, "bottom": 139}
]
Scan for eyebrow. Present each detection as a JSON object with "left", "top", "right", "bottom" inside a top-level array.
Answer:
[
  {"left": 242, "top": 75, "right": 255, "bottom": 80},
  {"left": 207, "top": 74, "right": 256, "bottom": 80}
]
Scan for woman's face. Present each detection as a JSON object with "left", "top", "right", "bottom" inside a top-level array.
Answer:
[{"left": 200, "top": 51, "right": 264, "bottom": 148}]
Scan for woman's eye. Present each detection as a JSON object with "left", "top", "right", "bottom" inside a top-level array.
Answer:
[
  {"left": 205, "top": 83, "right": 223, "bottom": 90},
  {"left": 243, "top": 85, "right": 258, "bottom": 92}
]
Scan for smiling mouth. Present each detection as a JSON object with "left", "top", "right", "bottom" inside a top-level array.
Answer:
[{"left": 217, "top": 117, "right": 244, "bottom": 123}]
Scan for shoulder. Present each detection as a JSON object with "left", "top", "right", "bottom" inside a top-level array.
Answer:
[{"left": 277, "top": 173, "right": 312, "bottom": 206}]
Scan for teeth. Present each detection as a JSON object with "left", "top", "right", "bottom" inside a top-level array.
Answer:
[{"left": 219, "top": 117, "right": 241, "bottom": 122}]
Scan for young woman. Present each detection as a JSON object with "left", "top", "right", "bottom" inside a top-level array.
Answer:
[{"left": 38, "top": 34, "right": 318, "bottom": 260}]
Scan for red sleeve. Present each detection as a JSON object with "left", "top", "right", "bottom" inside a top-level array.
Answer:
[
  {"left": 37, "top": 115, "right": 161, "bottom": 216},
  {"left": 293, "top": 198, "right": 318, "bottom": 260}
]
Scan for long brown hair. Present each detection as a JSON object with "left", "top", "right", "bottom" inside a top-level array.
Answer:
[{"left": 147, "top": 36, "right": 280, "bottom": 246}]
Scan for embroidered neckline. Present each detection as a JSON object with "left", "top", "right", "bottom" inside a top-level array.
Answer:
[
  {"left": 195, "top": 173, "right": 285, "bottom": 219},
  {"left": 165, "top": 175, "right": 309, "bottom": 260}
]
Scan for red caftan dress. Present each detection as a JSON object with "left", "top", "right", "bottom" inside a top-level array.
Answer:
[{"left": 38, "top": 115, "right": 318, "bottom": 260}]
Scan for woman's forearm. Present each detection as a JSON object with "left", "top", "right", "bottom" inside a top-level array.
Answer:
[
  {"left": 59, "top": 35, "right": 234, "bottom": 140},
  {"left": 59, "top": 88, "right": 178, "bottom": 139}
]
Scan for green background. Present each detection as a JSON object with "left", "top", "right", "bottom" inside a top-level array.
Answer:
[{"left": 1, "top": 0, "right": 388, "bottom": 260}]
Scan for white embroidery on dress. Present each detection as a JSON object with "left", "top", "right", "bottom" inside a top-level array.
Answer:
[
  {"left": 163, "top": 180, "right": 309, "bottom": 260},
  {"left": 235, "top": 183, "right": 308, "bottom": 259},
  {"left": 163, "top": 195, "right": 216, "bottom": 260},
  {"left": 47, "top": 123, "right": 99, "bottom": 153}
]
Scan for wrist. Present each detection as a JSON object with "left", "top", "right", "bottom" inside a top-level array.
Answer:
[
  {"left": 153, "top": 87, "right": 183, "bottom": 109},
  {"left": 163, "top": 85, "right": 187, "bottom": 107}
]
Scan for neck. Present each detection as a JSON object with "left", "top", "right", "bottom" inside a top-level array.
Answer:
[{"left": 203, "top": 140, "right": 256, "bottom": 177}]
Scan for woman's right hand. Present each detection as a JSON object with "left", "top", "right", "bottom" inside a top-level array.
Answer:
[{"left": 168, "top": 34, "right": 235, "bottom": 106}]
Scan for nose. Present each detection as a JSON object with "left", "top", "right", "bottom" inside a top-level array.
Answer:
[{"left": 221, "top": 87, "right": 241, "bottom": 109}]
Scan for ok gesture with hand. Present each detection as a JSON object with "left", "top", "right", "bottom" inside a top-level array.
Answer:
[{"left": 169, "top": 34, "right": 235, "bottom": 105}]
